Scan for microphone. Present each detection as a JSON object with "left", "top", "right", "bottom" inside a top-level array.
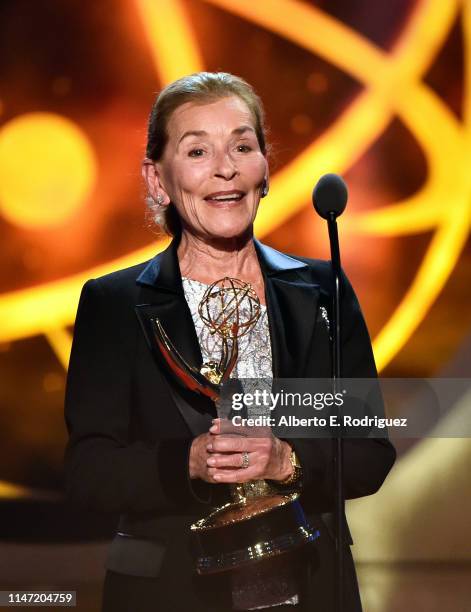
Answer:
[
  {"left": 311, "top": 172, "right": 348, "bottom": 612},
  {"left": 312, "top": 173, "right": 348, "bottom": 219}
]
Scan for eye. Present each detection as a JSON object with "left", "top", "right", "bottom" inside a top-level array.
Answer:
[
  {"left": 236, "top": 144, "right": 252, "bottom": 153},
  {"left": 188, "top": 148, "right": 205, "bottom": 157}
]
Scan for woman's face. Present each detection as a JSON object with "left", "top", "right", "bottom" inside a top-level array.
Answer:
[{"left": 153, "top": 95, "right": 268, "bottom": 240}]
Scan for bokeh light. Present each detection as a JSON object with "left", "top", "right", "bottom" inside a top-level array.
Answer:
[{"left": 0, "top": 112, "right": 96, "bottom": 229}]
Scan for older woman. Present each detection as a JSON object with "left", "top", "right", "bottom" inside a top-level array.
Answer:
[{"left": 64, "top": 72, "right": 395, "bottom": 612}]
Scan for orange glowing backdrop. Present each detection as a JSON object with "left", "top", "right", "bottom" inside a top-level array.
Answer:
[{"left": 0, "top": 1, "right": 470, "bottom": 610}]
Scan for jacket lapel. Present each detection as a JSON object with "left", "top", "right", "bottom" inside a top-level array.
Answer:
[
  {"left": 135, "top": 238, "right": 203, "bottom": 373},
  {"left": 254, "top": 239, "right": 320, "bottom": 378},
  {"left": 135, "top": 239, "right": 213, "bottom": 436}
]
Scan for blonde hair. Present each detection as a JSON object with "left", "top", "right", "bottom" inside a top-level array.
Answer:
[{"left": 144, "top": 72, "right": 269, "bottom": 236}]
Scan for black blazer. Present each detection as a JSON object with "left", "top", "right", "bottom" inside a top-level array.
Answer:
[{"left": 64, "top": 237, "right": 396, "bottom": 611}]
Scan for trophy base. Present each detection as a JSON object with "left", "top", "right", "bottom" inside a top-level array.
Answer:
[{"left": 190, "top": 493, "right": 319, "bottom": 575}]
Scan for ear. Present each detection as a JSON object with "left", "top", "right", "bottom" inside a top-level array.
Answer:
[
  {"left": 261, "top": 160, "right": 270, "bottom": 198},
  {"left": 262, "top": 157, "right": 270, "bottom": 197},
  {"left": 141, "top": 158, "right": 170, "bottom": 205}
]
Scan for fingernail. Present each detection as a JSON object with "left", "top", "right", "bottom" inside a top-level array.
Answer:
[
  {"left": 206, "top": 443, "right": 213, "bottom": 451},
  {"left": 207, "top": 457, "right": 216, "bottom": 466},
  {"left": 213, "top": 474, "right": 221, "bottom": 481},
  {"left": 209, "top": 425, "right": 217, "bottom": 433}
]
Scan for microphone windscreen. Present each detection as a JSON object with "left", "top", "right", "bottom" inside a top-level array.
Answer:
[{"left": 312, "top": 173, "right": 348, "bottom": 219}]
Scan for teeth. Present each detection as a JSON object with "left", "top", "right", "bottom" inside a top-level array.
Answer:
[{"left": 207, "top": 193, "right": 243, "bottom": 201}]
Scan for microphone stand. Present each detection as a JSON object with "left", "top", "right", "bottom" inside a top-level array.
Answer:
[{"left": 327, "top": 211, "right": 345, "bottom": 612}]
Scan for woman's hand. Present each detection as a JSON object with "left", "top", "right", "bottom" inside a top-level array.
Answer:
[
  {"left": 205, "top": 418, "right": 293, "bottom": 484},
  {"left": 189, "top": 432, "right": 219, "bottom": 483}
]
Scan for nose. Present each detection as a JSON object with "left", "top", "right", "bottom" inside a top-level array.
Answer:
[{"left": 213, "top": 150, "right": 238, "bottom": 180}]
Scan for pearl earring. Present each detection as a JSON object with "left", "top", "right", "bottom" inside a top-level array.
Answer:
[{"left": 261, "top": 178, "right": 269, "bottom": 198}]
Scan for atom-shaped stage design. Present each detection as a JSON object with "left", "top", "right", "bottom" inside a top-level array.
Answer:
[{"left": 0, "top": 0, "right": 469, "bottom": 374}]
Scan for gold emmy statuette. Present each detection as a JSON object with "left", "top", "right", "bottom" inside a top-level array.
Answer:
[{"left": 147, "top": 277, "right": 318, "bottom": 574}]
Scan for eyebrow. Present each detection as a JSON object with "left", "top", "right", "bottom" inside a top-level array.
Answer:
[{"left": 177, "top": 125, "right": 256, "bottom": 146}]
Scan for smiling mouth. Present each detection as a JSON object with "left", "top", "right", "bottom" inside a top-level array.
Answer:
[{"left": 204, "top": 191, "right": 246, "bottom": 204}]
